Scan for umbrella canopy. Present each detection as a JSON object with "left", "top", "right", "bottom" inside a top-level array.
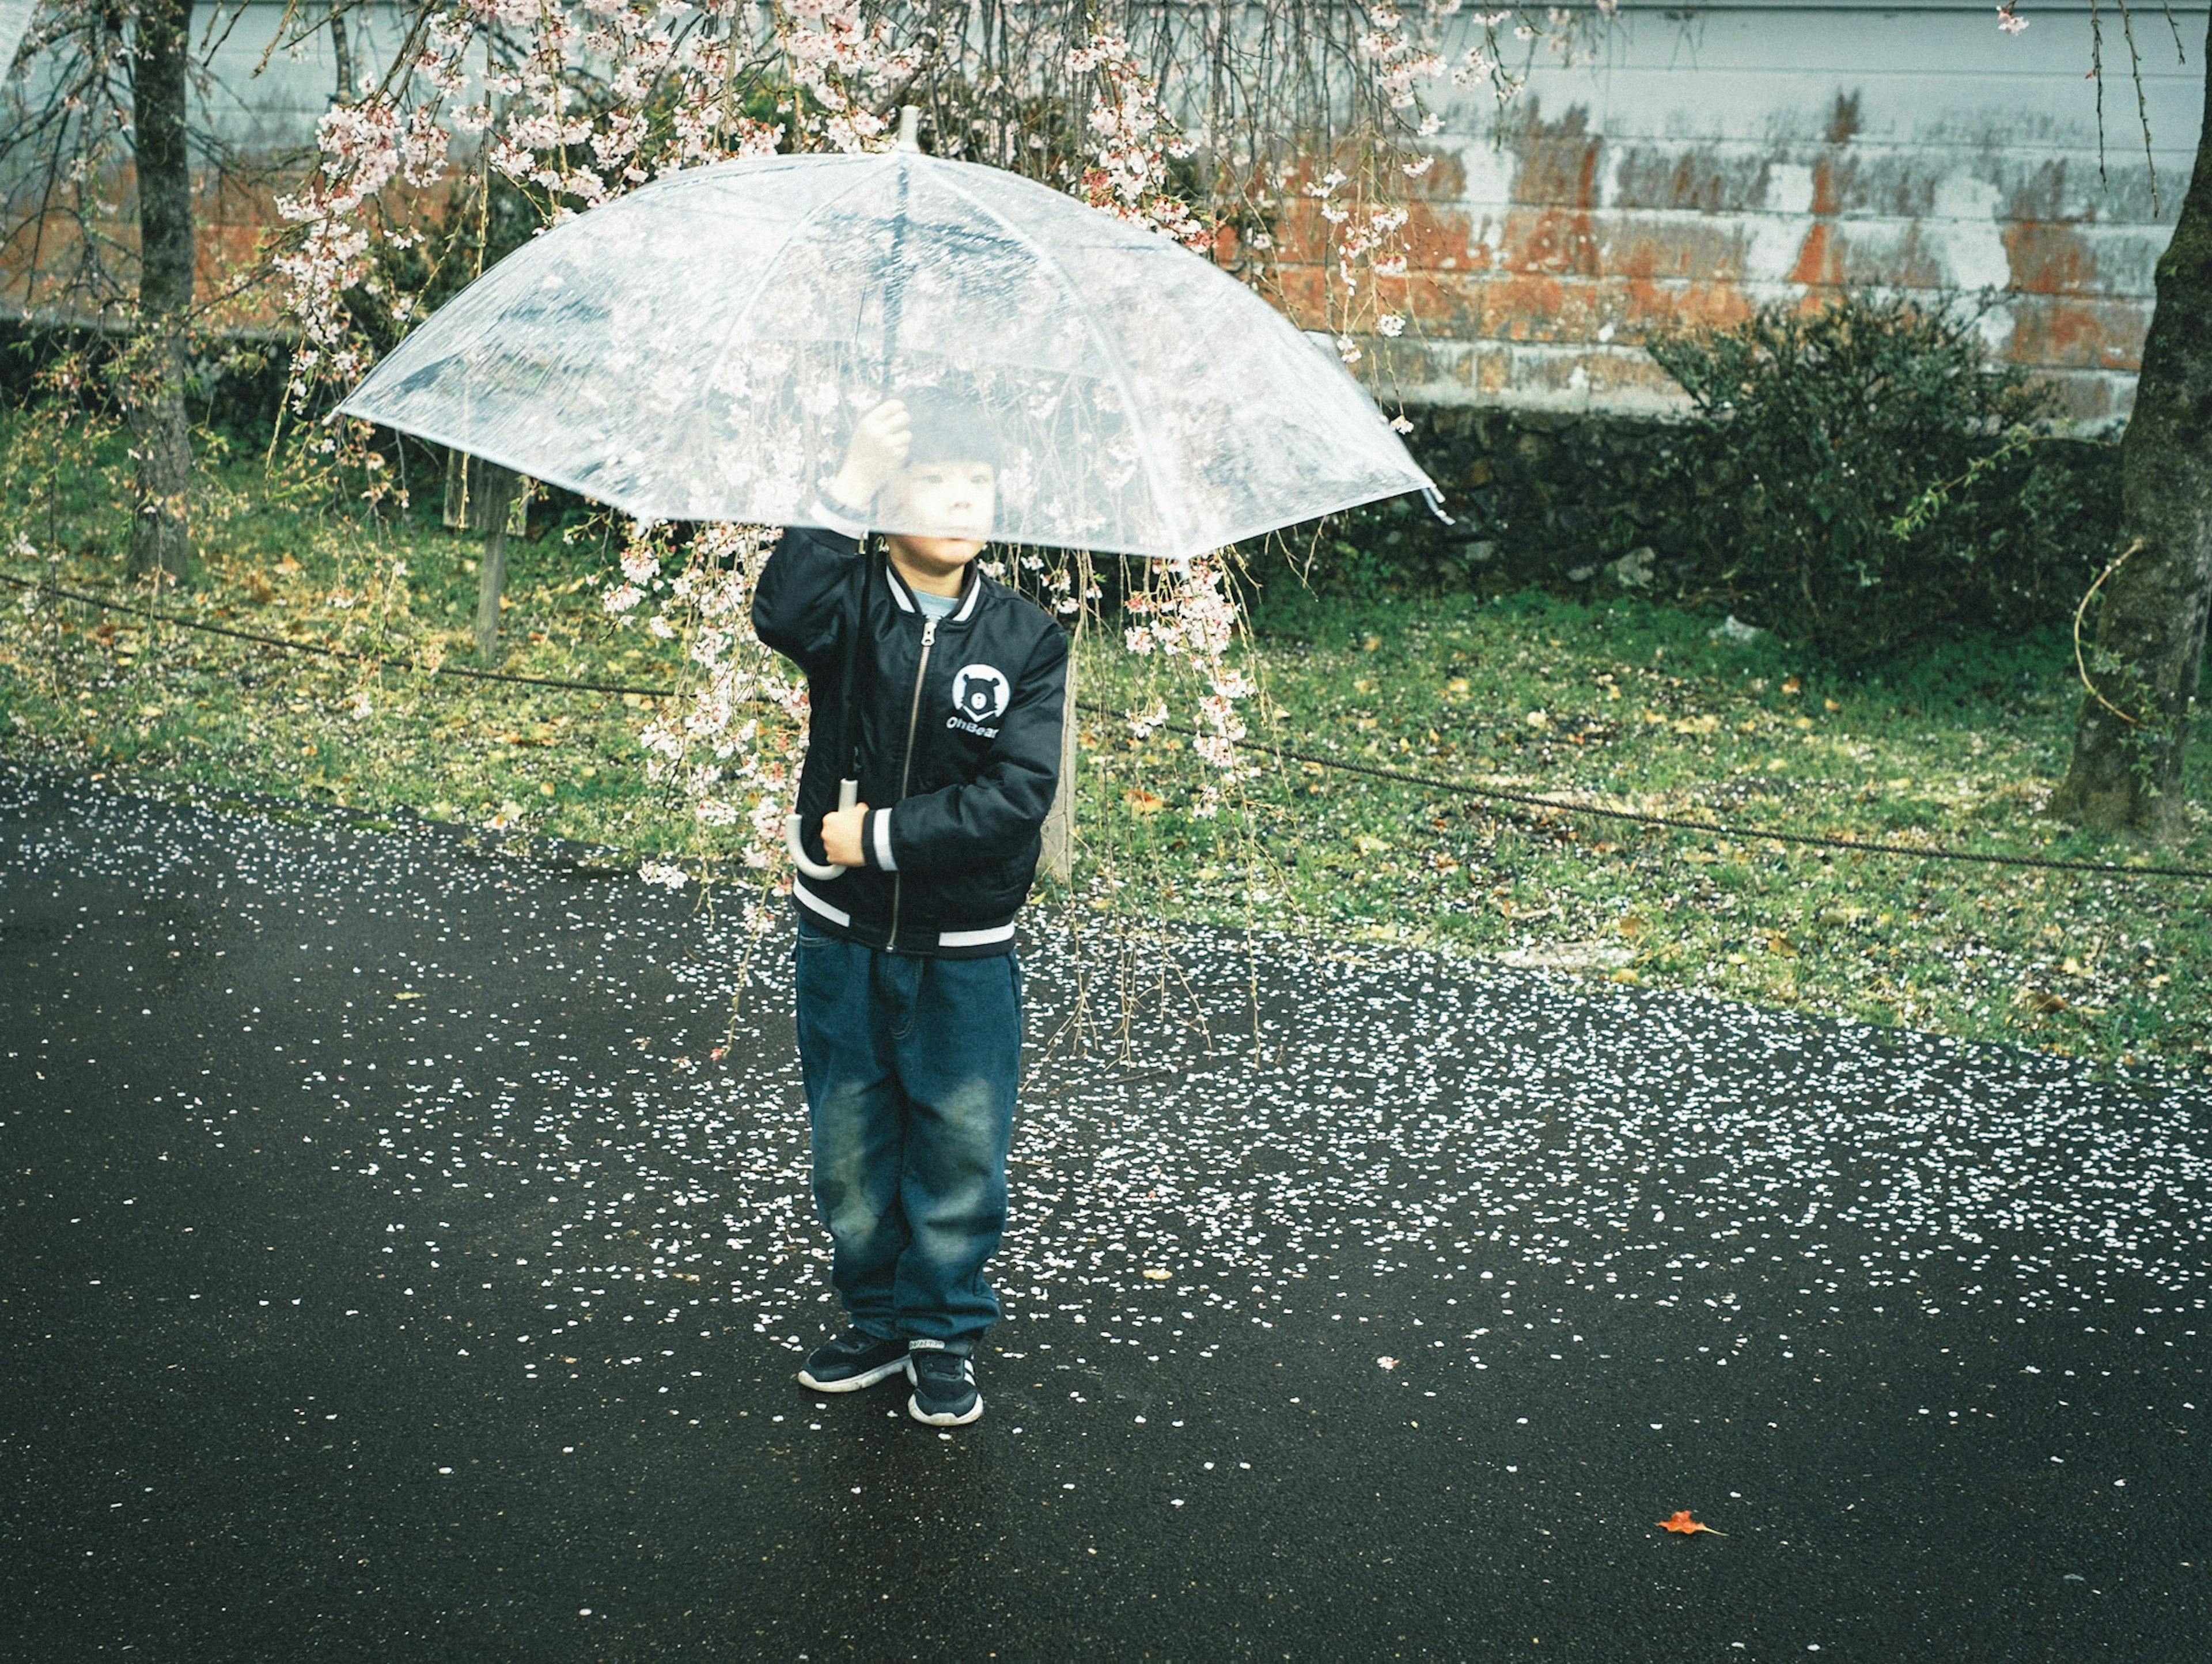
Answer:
[
  {"left": 339, "top": 147, "right": 1435, "bottom": 560},
  {"left": 0, "top": 0, "right": 35, "bottom": 77}
]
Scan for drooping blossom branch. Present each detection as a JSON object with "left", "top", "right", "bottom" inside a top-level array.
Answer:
[
  {"left": 1122, "top": 552, "right": 1253, "bottom": 816},
  {"left": 603, "top": 519, "right": 812, "bottom": 909},
  {"left": 1066, "top": 29, "right": 1212, "bottom": 252}
]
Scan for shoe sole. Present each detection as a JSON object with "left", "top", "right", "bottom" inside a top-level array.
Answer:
[
  {"left": 797, "top": 1355, "right": 910, "bottom": 1393},
  {"left": 906, "top": 1390, "right": 984, "bottom": 1427}
]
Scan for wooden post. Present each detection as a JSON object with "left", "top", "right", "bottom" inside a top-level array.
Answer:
[
  {"left": 471, "top": 463, "right": 520, "bottom": 665},
  {"left": 1042, "top": 649, "right": 1078, "bottom": 882}
]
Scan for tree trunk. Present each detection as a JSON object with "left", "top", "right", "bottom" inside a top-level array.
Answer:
[
  {"left": 327, "top": 3, "right": 352, "bottom": 105},
  {"left": 124, "top": 0, "right": 194, "bottom": 585},
  {"left": 2049, "top": 13, "right": 2212, "bottom": 839}
]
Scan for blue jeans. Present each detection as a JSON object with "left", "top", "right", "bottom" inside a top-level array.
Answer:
[{"left": 792, "top": 917, "right": 1022, "bottom": 1350}]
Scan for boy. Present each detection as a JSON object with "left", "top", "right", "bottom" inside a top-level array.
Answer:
[{"left": 751, "top": 391, "right": 1068, "bottom": 1427}]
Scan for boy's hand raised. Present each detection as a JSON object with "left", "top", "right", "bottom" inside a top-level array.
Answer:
[
  {"left": 825, "top": 400, "right": 911, "bottom": 513},
  {"left": 821, "top": 800, "right": 869, "bottom": 868}
]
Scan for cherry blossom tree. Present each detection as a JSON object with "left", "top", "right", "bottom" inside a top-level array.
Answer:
[
  {"left": 2045, "top": 6, "right": 2212, "bottom": 839},
  {"left": 1, "top": 0, "right": 209, "bottom": 581}
]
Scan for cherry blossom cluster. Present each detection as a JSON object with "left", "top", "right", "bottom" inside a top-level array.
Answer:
[
  {"left": 615, "top": 520, "right": 812, "bottom": 916},
  {"left": 1300, "top": 166, "right": 1420, "bottom": 358},
  {"left": 272, "top": 94, "right": 418, "bottom": 405},
  {"left": 1356, "top": 5, "right": 1447, "bottom": 111},
  {"left": 777, "top": 0, "right": 922, "bottom": 154},
  {"left": 1066, "top": 31, "right": 1213, "bottom": 253},
  {"left": 1123, "top": 553, "right": 1253, "bottom": 814}
]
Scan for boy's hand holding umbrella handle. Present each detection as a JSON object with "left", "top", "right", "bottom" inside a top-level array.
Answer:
[
  {"left": 785, "top": 771, "right": 863, "bottom": 881},
  {"left": 823, "top": 399, "right": 911, "bottom": 517},
  {"left": 819, "top": 799, "right": 869, "bottom": 867},
  {"left": 784, "top": 400, "right": 910, "bottom": 880}
]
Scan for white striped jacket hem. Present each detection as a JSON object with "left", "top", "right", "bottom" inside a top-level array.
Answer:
[{"left": 793, "top": 881, "right": 1017, "bottom": 950}]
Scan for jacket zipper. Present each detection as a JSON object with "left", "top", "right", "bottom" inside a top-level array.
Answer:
[{"left": 884, "top": 614, "right": 938, "bottom": 952}]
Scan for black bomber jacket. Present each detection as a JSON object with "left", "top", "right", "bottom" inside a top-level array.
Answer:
[{"left": 752, "top": 524, "right": 1070, "bottom": 958}]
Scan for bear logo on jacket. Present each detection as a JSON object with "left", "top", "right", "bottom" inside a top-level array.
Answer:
[{"left": 949, "top": 664, "right": 1010, "bottom": 737}]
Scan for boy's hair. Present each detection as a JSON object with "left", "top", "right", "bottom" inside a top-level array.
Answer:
[{"left": 899, "top": 386, "right": 1001, "bottom": 472}]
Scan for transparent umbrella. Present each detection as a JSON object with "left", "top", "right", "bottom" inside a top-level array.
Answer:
[
  {"left": 0, "top": 0, "right": 35, "bottom": 77},
  {"left": 339, "top": 124, "right": 1437, "bottom": 560}
]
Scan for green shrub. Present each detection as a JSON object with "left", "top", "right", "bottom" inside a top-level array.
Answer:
[{"left": 1645, "top": 294, "right": 2112, "bottom": 665}]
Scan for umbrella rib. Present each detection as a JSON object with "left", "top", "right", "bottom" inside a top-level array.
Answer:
[
  {"left": 914, "top": 163, "right": 1200, "bottom": 561},
  {"left": 703, "top": 153, "right": 907, "bottom": 401},
  {"left": 346, "top": 154, "right": 900, "bottom": 521}
]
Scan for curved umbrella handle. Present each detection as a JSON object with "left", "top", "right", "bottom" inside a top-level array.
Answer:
[{"left": 783, "top": 778, "right": 859, "bottom": 881}]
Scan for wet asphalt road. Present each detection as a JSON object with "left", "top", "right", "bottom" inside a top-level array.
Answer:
[{"left": 3, "top": 770, "right": 2208, "bottom": 1662}]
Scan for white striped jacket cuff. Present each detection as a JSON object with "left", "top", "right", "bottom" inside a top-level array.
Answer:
[{"left": 865, "top": 806, "right": 897, "bottom": 872}]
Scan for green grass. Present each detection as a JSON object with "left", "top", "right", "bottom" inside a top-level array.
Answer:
[
  {"left": 3, "top": 421, "right": 2207, "bottom": 1077},
  {"left": 1073, "top": 585, "right": 2210, "bottom": 1075}
]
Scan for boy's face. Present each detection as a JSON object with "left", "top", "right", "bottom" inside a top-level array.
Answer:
[{"left": 880, "top": 456, "right": 995, "bottom": 564}]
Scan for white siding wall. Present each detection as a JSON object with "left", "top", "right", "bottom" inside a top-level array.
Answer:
[{"left": 1364, "top": 1, "right": 2203, "bottom": 422}]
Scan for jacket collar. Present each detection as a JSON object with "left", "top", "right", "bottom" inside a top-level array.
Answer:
[{"left": 882, "top": 554, "right": 983, "bottom": 624}]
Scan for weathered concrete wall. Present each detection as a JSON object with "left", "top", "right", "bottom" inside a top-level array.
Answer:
[{"left": 1339, "top": 1, "right": 2203, "bottom": 426}]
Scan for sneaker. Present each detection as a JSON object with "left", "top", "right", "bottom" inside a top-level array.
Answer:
[
  {"left": 797, "top": 1328, "right": 910, "bottom": 1392},
  {"left": 906, "top": 1345, "right": 983, "bottom": 1426}
]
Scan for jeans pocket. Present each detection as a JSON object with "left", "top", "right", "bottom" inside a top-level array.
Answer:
[{"left": 792, "top": 918, "right": 849, "bottom": 1004}]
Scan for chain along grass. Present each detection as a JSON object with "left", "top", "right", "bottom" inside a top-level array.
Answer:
[{"left": 0, "top": 438, "right": 2205, "bottom": 1078}]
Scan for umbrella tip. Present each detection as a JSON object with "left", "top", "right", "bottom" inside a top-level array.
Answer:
[{"left": 895, "top": 105, "right": 922, "bottom": 153}]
